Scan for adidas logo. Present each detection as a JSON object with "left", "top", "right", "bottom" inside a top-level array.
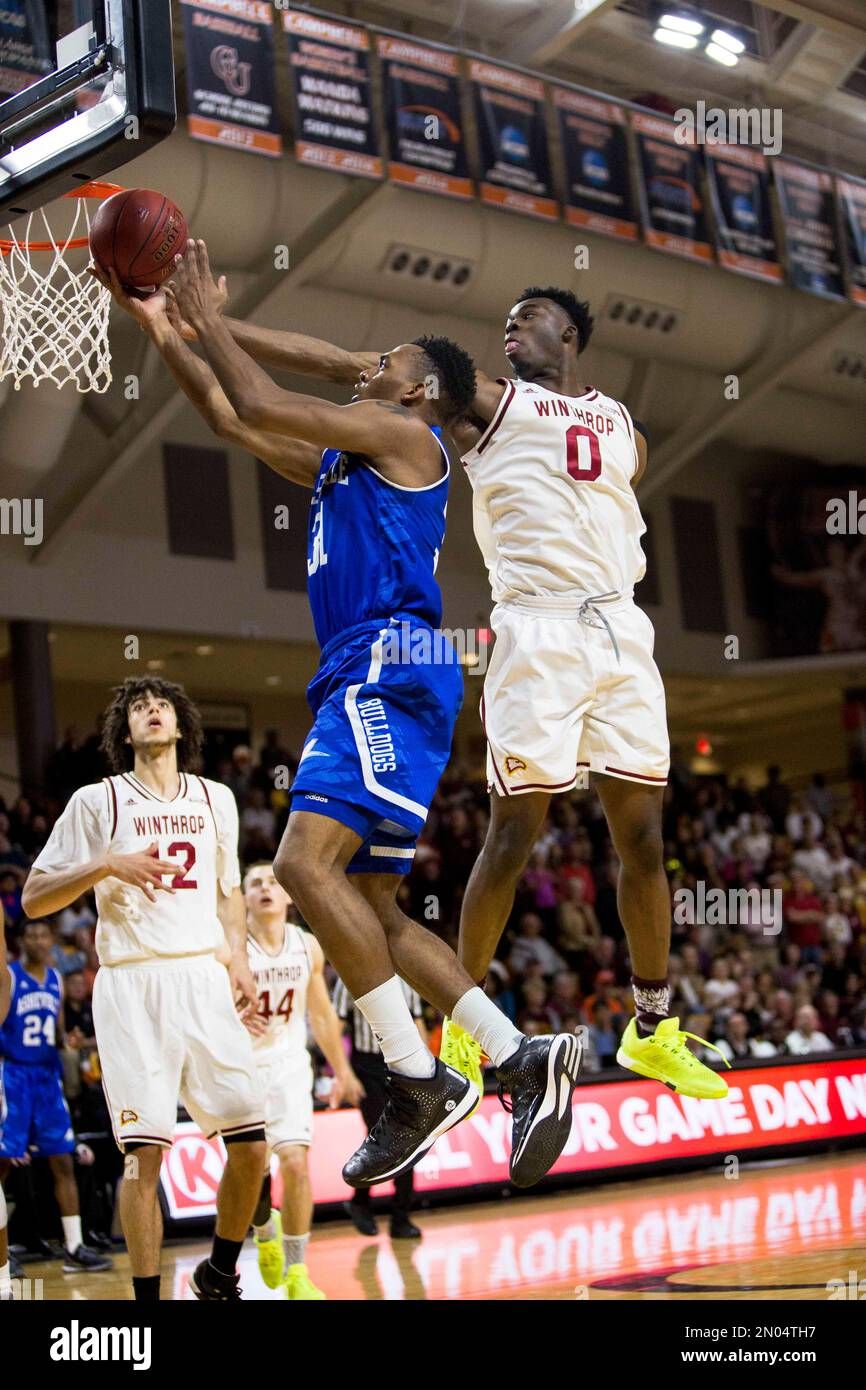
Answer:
[{"left": 125, "top": 799, "right": 135, "bottom": 806}]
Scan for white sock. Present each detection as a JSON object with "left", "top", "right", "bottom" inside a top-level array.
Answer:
[
  {"left": 355, "top": 977, "right": 435, "bottom": 1078},
  {"left": 284, "top": 1233, "right": 309, "bottom": 1268},
  {"left": 254, "top": 1215, "right": 277, "bottom": 1241},
  {"left": 452, "top": 988, "right": 524, "bottom": 1068},
  {"left": 62, "top": 1214, "right": 83, "bottom": 1252},
  {"left": 0, "top": 1261, "right": 9, "bottom": 1293}
]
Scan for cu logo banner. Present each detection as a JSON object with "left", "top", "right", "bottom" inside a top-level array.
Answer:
[{"left": 210, "top": 45, "right": 252, "bottom": 97}]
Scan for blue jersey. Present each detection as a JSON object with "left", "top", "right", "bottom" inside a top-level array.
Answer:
[
  {"left": 0, "top": 960, "right": 62, "bottom": 1066},
  {"left": 306, "top": 430, "right": 450, "bottom": 650}
]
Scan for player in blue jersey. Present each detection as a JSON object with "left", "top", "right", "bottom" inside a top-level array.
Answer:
[
  {"left": 94, "top": 243, "right": 583, "bottom": 1192},
  {"left": 0, "top": 919, "right": 111, "bottom": 1275},
  {"left": 0, "top": 927, "right": 11, "bottom": 1298}
]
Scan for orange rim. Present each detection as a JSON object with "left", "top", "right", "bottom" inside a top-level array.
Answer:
[{"left": 0, "top": 181, "right": 126, "bottom": 255}]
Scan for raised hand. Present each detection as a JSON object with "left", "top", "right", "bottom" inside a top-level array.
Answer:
[{"left": 165, "top": 239, "right": 227, "bottom": 329}]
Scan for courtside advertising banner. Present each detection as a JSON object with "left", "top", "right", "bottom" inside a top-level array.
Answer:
[
  {"left": 631, "top": 111, "right": 713, "bottom": 263},
  {"left": 377, "top": 37, "right": 472, "bottom": 200},
  {"left": 181, "top": 0, "right": 281, "bottom": 158},
  {"left": 837, "top": 173, "right": 866, "bottom": 308},
  {"left": 284, "top": 11, "right": 382, "bottom": 179},
  {"left": 469, "top": 60, "right": 557, "bottom": 221},
  {"left": 774, "top": 159, "right": 845, "bottom": 300},
  {"left": 552, "top": 87, "right": 638, "bottom": 242},
  {"left": 705, "top": 142, "right": 782, "bottom": 283},
  {"left": 161, "top": 1053, "right": 866, "bottom": 1218}
]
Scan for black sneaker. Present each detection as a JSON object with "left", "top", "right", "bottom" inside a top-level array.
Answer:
[
  {"left": 342, "top": 1060, "right": 478, "bottom": 1188},
  {"left": 496, "top": 1032, "right": 583, "bottom": 1188},
  {"left": 344, "top": 1199, "right": 379, "bottom": 1237},
  {"left": 190, "top": 1258, "right": 241, "bottom": 1301},
  {"left": 62, "top": 1244, "right": 113, "bottom": 1273},
  {"left": 389, "top": 1217, "right": 422, "bottom": 1240}
]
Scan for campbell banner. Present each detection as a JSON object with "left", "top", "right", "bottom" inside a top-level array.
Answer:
[
  {"left": 631, "top": 110, "right": 713, "bottom": 264},
  {"left": 378, "top": 36, "right": 472, "bottom": 200},
  {"left": 552, "top": 87, "right": 638, "bottom": 242},
  {"left": 837, "top": 173, "right": 866, "bottom": 308},
  {"left": 469, "top": 60, "right": 557, "bottom": 221},
  {"left": 705, "top": 142, "right": 782, "bottom": 283},
  {"left": 284, "top": 10, "right": 382, "bottom": 180},
  {"left": 774, "top": 158, "right": 845, "bottom": 300},
  {"left": 161, "top": 1052, "right": 866, "bottom": 1218},
  {"left": 181, "top": 0, "right": 281, "bottom": 158}
]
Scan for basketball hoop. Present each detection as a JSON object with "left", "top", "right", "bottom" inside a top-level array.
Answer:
[{"left": 0, "top": 182, "right": 122, "bottom": 393}]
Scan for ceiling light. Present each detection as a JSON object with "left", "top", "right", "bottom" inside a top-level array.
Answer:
[
  {"left": 195, "top": 644, "right": 214, "bottom": 656},
  {"left": 705, "top": 40, "right": 738, "bottom": 65},
  {"left": 459, "top": 652, "right": 480, "bottom": 668},
  {"left": 711, "top": 27, "right": 745, "bottom": 54},
  {"left": 654, "top": 27, "right": 699, "bottom": 48},
  {"left": 147, "top": 659, "right": 165, "bottom": 671},
  {"left": 265, "top": 675, "right": 281, "bottom": 686},
  {"left": 658, "top": 12, "right": 705, "bottom": 36}
]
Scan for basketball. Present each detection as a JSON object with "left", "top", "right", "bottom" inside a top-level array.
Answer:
[{"left": 89, "top": 188, "right": 188, "bottom": 295}]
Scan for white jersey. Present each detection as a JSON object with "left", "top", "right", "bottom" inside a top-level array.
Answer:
[
  {"left": 462, "top": 378, "right": 646, "bottom": 602},
  {"left": 32, "top": 773, "right": 240, "bottom": 968},
  {"left": 246, "top": 923, "right": 313, "bottom": 1061}
]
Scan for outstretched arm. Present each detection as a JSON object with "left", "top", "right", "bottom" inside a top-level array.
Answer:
[
  {"left": 222, "top": 319, "right": 378, "bottom": 386},
  {"left": 305, "top": 937, "right": 364, "bottom": 1108},
  {"left": 91, "top": 265, "right": 320, "bottom": 487}
]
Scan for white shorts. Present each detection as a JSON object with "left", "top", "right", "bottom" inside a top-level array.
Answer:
[
  {"left": 482, "top": 596, "right": 670, "bottom": 795},
  {"left": 255, "top": 1050, "right": 314, "bottom": 1151},
  {"left": 92, "top": 953, "right": 265, "bottom": 1150}
]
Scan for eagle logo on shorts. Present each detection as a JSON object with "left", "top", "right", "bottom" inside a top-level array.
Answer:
[
  {"left": 120, "top": 1109, "right": 139, "bottom": 1126},
  {"left": 505, "top": 757, "right": 527, "bottom": 775}
]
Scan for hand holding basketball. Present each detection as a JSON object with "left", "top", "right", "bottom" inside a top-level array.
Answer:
[
  {"left": 88, "top": 262, "right": 169, "bottom": 330},
  {"left": 166, "top": 239, "right": 227, "bottom": 329}
]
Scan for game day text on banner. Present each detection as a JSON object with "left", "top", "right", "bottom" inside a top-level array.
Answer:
[
  {"left": 377, "top": 37, "right": 472, "bottom": 201},
  {"left": 181, "top": 0, "right": 281, "bottom": 157},
  {"left": 469, "top": 60, "right": 558, "bottom": 221},
  {"left": 284, "top": 11, "right": 382, "bottom": 180},
  {"left": 705, "top": 142, "right": 782, "bottom": 284},
  {"left": 631, "top": 110, "right": 713, "bottom": 264},
  {"left": 552, "top": 87, "right": 637, "bottom": 242},
  {"left": 774, "top": 158, "right": 845, "bottom": 300}
]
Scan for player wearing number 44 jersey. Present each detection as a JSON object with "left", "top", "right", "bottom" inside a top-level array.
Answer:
[{"left": 22, "top": 678, "right": 267, "bottom": 1302}]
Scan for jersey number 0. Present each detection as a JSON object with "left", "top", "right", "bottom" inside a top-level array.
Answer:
[{"left": 565, "top": 424, "right": 602, "bottom": 482}]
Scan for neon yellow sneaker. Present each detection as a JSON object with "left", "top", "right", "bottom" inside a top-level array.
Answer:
[
  {"left": 255, "top": 1210, "right": 285, "bottom": 1289},
  {"left": 616, "top": 1016, "right": 731, "bottom": 1099},
  {"left": 285, "top": 1263, "right": 326, "bottom": 1300},
  {"left": 440, "top": 1017, "right": 483, "bottom": 1115}
]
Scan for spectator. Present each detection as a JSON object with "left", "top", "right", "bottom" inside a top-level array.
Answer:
[
  {"left": 784, "top": 871, "right": 825, "bottom": 963},
  {"left": 703, "top": 958, "right": 739, "bottom": 1010},
  {"left": 239, "top": 786, "right": 277, "bottom": 858},
  {"left": 57, "top": 894, "right": 97, "bottom": 942},
  {"left": 785, "top": 797, "right": 822, "bottom": 844},
  {"left": 786, "top": 1004, "right": 833, "bottom": 1055},
  {"left": 548, "top": 970, "right": 582, "bottom": 1028},
  {"left": 556, "top": 877, "right": 601, "bottom": 961},
  {"left": 508, "top": 913, "right": 567, "bottom": 979},
  {"left": 805, "top": 773, "right": 834, "bottom": 825},
  {"left": 517, "top": 980, "right": 559, "bottom": 1033},
  {"left": 586, "top": 1002, "right": 619, "bottom": 1068},
  {"left": 792, "top": 828, "right": 833, "bottom": 891}
]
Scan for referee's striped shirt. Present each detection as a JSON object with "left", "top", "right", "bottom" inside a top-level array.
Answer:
[{"left": 332, "top": 977, "right": 423, "bottom": 1055}]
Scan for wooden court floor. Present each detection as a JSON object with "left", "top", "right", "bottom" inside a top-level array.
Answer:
[{"left": 22, "top": 1150, "right": 866, "bottom": 1301}]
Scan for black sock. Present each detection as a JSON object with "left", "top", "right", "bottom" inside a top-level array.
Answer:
[
  {"left": 210, "top": 1234, "right": 243, "bottom": 1278},
  {"left": 132, "top": 1275, "right": 161, "bottom": 1302},
  {"left": 252, "top": 1174, "right": 272, "bottom": 1228}
]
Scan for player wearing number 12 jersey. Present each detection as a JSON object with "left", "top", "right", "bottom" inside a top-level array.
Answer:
[
  {"left": 442, "top": 287, "right": 730, "bottom": 1103},
  {"left": 23, "top": 677, "right": 267, "bottom": 1301}
]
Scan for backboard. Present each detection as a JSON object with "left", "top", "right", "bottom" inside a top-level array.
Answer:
[{"left": 0, "top": 0, "right": 176, "bottom": 218}]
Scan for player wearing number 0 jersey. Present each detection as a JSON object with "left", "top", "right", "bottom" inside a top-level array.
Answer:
[
  {"left": 243, "top": 862, "right": 363, "bottom": 1300},
  {"left": 23, "top": 678, "right": 267, "bottom": 1302},
  {"left": 441, "top": 287, "right": 729, "bottom": 1104}
]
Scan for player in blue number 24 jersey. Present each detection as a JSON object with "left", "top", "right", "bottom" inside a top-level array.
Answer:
[
  {"left": 113, "top": 240, "right": 584, "bottom": 1192},
  {"left": 0, "top": 920, "right": 111, "bottom": 1278}
]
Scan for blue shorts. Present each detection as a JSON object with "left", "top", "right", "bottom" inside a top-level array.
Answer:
[
  {"left": 292, "top": 618, "right": 463, "bottom": 875},
  {"left": 0, "top": 1058, "right": 75, "bottom": 1158}
]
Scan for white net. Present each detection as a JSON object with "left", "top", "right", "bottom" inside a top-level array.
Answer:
[{"left": 0, "top": 198, "right": 112, "bottom": 393}]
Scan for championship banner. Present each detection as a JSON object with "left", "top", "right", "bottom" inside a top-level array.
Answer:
[
  {"left": 0, "top": 0, "right": 51, "bottom": 96},
  {"left": 469, "top": 60, "right": 558, "bottom": 221},
  {"left": 377, "top": 37, "right": 472, "bottom": 200},
  {"left": 630, "top": 111, "right": 713, "bottom": 263},
  {"left": 837, "top": 174, "right": 866, "bottom": 308},
  {"left": 161, "top": 1053, "right": 866, "bottom": 1218},
  {"left": 284, "top": 11, "right": 382, "bottom": 180},
  {"left": 773, "top": 159, "right": 845, "bottom": 300},
  {"left": 181, "top": 0, "right": 281, "bottom": 158},
  {"left": 705, "top": 142, "right": 782, "bottom": 283},
  {"left": 552, "top": 87, "right": 638, "bottom": 242}
]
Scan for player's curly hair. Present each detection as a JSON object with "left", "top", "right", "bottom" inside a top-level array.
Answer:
[
  {"left": 100, "top": 676, "right": 204, "bottom": 773},
  {"left": 412, "top": 334, "right": 477, "bottom": 424},
  {"left": 517, "top": 286, "right": 595, "bottom": 354}
]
